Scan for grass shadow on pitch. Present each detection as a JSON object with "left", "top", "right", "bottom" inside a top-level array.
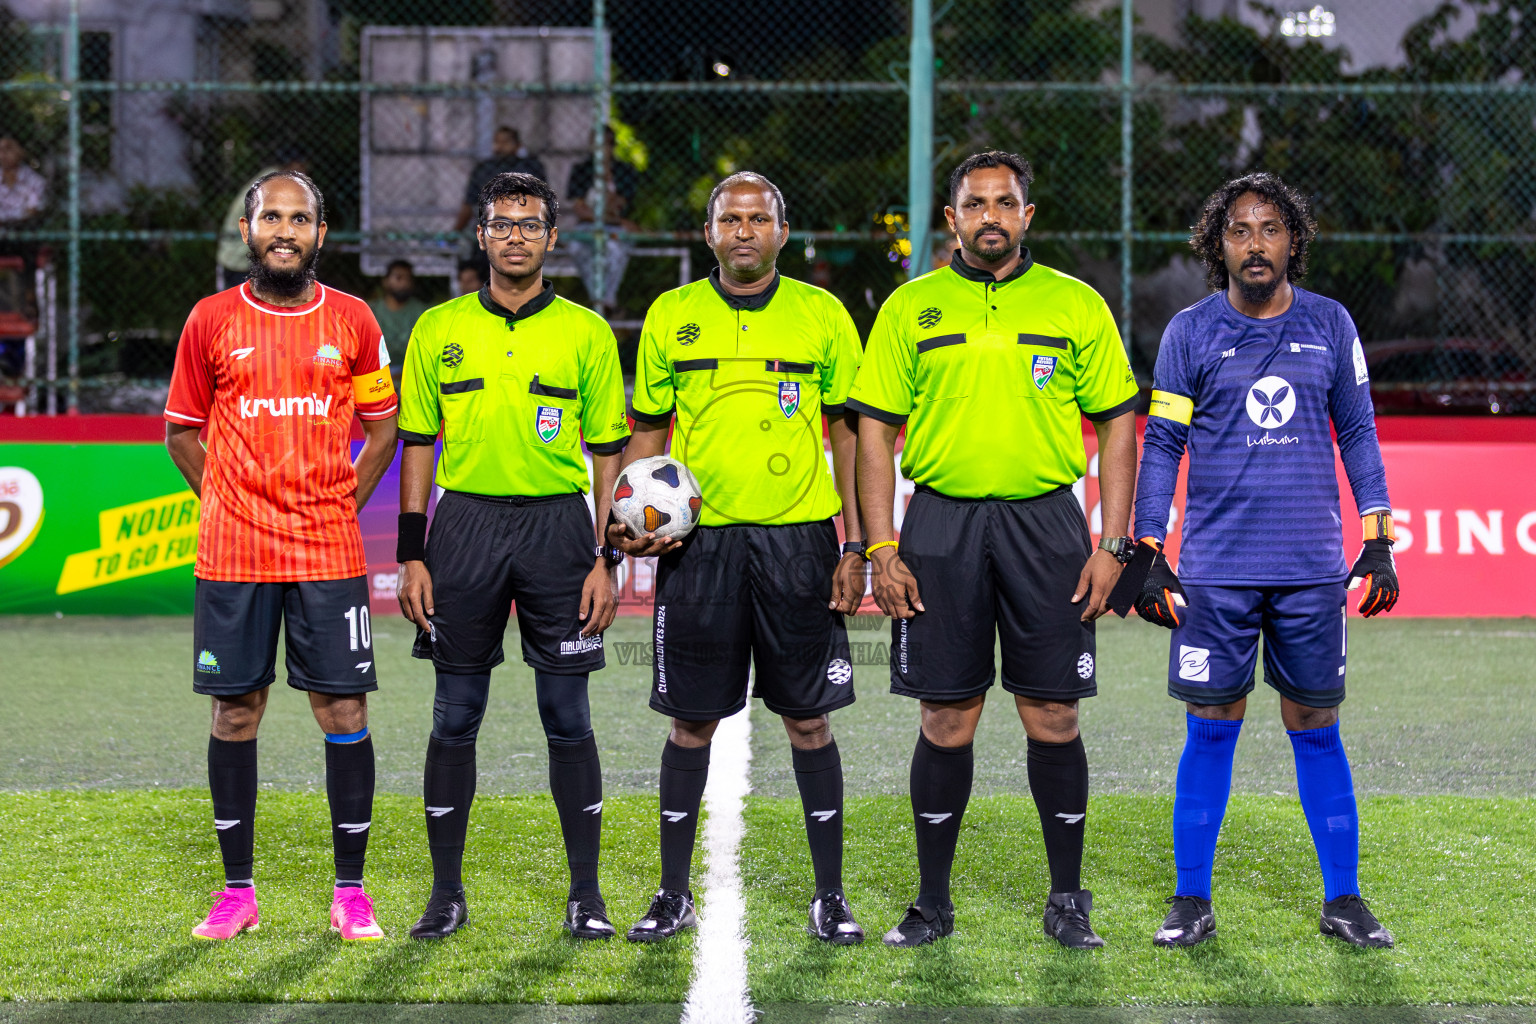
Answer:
[
  {"left": 620, "top": 935, "right": 696, "bottom": 995},
  {"left": 234, "top": 936, "right": 348, "bottom": 998},
  {"left": 351, "top": 936, "right": 450, "bottom": 999},
  {"left": 750, "top": 931, "right": 863, "bottom": 998},
  {"left": 85, "top": 940, "right": 215, "bottom": 1000}
]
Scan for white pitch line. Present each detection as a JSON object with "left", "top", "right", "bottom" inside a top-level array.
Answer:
[{"left": 680, "top": 698, "right": 754, "bottom": 1024}]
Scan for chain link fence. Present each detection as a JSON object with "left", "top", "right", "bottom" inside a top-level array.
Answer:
[{"left": 1, "top": 0, "right": 1532, "bottom": 416}]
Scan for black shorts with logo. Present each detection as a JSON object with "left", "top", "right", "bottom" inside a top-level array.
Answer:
[
  {"left": 651, "top": 519, "right": 854, "bottom": 721},
  {"left": 889, "top": 486, "right": 1097, "bottom": 703},
  {"left": 411, "top": 490, "right": 605, "bottom": 675},
  {"left": 192, "top": 576, "right": 379, "bottom": 697}
]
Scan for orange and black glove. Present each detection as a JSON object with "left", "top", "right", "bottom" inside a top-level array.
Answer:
[
  {"left": 1135, "top": 541, "right": 1187, "bottom": 628},
  {"left": 1109, "top": 539, "right": 1187, "bottom": 627},
  {"left": 1348, "top": 513, "right": 1399, "bottom": 617}
]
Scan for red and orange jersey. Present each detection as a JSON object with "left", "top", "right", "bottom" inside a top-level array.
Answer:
[{"left": 165, "top": 282, "right": 398, "bottom": 583}]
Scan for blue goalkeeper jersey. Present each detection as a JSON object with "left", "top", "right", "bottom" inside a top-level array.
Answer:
[{"left": 1134, "top": 287, "right": 1390, "bottom": 586}]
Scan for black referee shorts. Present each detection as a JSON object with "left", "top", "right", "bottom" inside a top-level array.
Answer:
[
  {"left": 651, "top": 519, "right": 854, "bottom": 721},
  {"left": 192, "top": 576, "right": 379, "bottom": 697},
  {"left": 411, "top": 490, "right": 605, "bottom": 675},
  {"left": 889, "top": 486, "right": 1097, "bottom": 703}
]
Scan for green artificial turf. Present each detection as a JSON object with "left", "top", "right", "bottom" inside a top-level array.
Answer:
[
  {"left": 0, "top": 616, "right": 668, "bottom": 795},
  {"left": 0, "top": 790, "right": 695, "bottom": 1003},
  {"left": 741, "top": 793, "right": 1536, "bottom": 1006},
  {"left": 751, "top": 615, "right": 1536, "bottom": 800}
]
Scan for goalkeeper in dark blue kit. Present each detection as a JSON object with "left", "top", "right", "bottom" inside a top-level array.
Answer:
[{"left": 1127, "top": 173, "right": 1399, "bottom": 949}]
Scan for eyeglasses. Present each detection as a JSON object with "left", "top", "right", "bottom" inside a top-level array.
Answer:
[{"left": 483, "top": 218, "right": 549, "bottom": 240}]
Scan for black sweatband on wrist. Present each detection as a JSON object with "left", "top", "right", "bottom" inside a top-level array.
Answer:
[{"left": 397, "top": 512, "right": 428, "bottom": 563}]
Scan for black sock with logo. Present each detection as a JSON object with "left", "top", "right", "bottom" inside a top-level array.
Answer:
[
  {"left": 792, "top": 740, "right": 844, "bottom": 896},
  {"left": 326, "top": 733, "right": 375, "bottom": 886},
  {"left": 658, "top": 740, "right": 710, "bottom": 893},
  {"left": 548, "top": 735, "right": 604, "bottom": 898},
  {"left": 1027, "top": 734, "right": 1090, "bottom": 893},
  {"left": 911, "top": 730, "right": 973, "bottom": 908},
  {"left": 208, "top": 736, "right": 258, "bottom": 888},
  {"left": 424, "top": 736, "right": 477, "bottom": 890}
]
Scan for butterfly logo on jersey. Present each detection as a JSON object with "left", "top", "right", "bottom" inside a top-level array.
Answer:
[
  {"left": 1246, "top": 375, "right": 1296, "bottom": 428},
  {"left": 676, "top": 323, "right": 700, "bottom": 346},
  {"left": 535, "top": 405, "right": 562, "bottom": 443},
  {"left": 917, "top": 307, "right": 943, "bottom": 329},
  {"left": 442, "top": 343, "right": 464, "bottom": 369},
  {"left": 779, "top": 381, "right": 800, "bottom": 418},
  {"left": 1032, "top": 354, "right": 1057, "bottom": 390}
]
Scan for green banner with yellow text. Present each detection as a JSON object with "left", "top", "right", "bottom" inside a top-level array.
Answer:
[{"left": 0, "top": 444, "right": 200, "bottom": 614}]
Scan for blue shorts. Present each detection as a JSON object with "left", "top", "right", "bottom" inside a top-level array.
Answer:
[{"left": 1167, "top": 582, "right": 1348, "bottom": 709}]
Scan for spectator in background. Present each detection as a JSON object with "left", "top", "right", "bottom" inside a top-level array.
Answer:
[
  {"left": 369, "top": 259, "right": 428, "bottom": 368},
  {"left": 0, "top": 134, "right": 48, "bottom": 286},
  {"left": 452, "top": 126, "right": 545, "bottom": 233},
  {"left": 456, "top": 259, "right": 485, "bottom": 297},
  {"left": 565, "top": 127, "right": 640, "bottom": 311},
  {"left": 217, "top": 147, "right": 308, "bottom": 291}
]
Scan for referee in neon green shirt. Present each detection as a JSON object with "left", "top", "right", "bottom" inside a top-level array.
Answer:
[
  {"left": 394, "top": 173, "right": 631, "bottom": 942},
  {"left": 849, "top": 152, "right": 1139, "bottom": 949},
  {"left": 610, "top": 172, "right": 868, "bottom": 945}
]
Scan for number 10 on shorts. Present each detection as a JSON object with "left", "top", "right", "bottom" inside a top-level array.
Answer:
[{"left": 343, "top": 605, "right": 372, "bottom": 652}]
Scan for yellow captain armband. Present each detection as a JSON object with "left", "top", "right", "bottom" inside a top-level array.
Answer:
[
  {"left": 1362, "top": 512, "right": 1396, "bottom": 542},
  {"left": 352, "top": 368, "right": 396, "bottom": 405},
  {"left": 1148, "top": 390, "right": 1193, "bottom": 425}
]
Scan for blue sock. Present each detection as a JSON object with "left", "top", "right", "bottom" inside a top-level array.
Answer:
[
  {"left": 1288, "top": 721, "right": 1359, "bottom": 902},
  {"left": 1173, "top": 714, "right": 1242, "bottom": 900}
]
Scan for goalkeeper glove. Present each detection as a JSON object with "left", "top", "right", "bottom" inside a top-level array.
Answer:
[
  {"left": 1129, "top": 540, "right": 1187, "bottom": 629},
  {"left": 1348, "top": 538, "right": 1398, "bottom": 616}
]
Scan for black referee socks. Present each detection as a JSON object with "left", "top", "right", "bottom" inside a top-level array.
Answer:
[
  {"left": 208, "top": 735, "right": 258, "bottom": 888},
  {"left": 792, "top": 739, "right": 845, "bottom": 897},
  {"left": 1027, "top": 734, "right": 1090, "bottom": 894},
  {"left": 658, "top": 739, "right": 711, "bottom": 892},
  {"left": 911, "top": 730, "right": 974, "bottom": 907},
  {"left": 548, "top": 735, "right": 604, "bottom": 898},
  {"left": 325, "top": 732, "right": 375, "bottom": 887},
  {"left": 424, "top": 736, "right": 477, "bottom": 889}
]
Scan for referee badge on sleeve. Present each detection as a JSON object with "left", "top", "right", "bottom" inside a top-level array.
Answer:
[
  {"left": 536, "top": 405, "right": 562, "bottom": 443},
  {"left": 1032, "top": 354, "right": 1058, "bottom": 390}
]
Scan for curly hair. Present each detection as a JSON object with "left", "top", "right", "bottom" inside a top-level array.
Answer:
[
  {"left": 1189, "top": 172, "right": 1316, "bottom": 291},
  {"left": 479, "top": 171, "right": 558, "bottom": 228}
]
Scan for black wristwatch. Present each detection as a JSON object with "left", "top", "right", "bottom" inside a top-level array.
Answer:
[
  {"left": 596, "top": 544, "right": 625, "bottom": 566},
  {"left": 841, "top": 540, "right": 867, "bottom": 559},
  {"left": 1098, "top": 535, "right": 1136, "bottom": 564}
]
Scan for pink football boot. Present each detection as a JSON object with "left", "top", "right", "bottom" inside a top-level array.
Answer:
[
  {"left": 330, "top": 886, "right": 385, "bottom": 941},
  {"left": 191, "top": 887, "right": 260, "bottom": 940}
]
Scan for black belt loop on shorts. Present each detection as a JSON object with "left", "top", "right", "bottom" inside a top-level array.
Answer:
[
  {"left": 915, "top": 483, "right": 1071, "bottom": 504},
  {"left": 454, "top": 490, "right": 580, "bottom": 507}
]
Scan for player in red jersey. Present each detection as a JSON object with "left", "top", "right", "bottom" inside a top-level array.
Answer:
[{"left": 164, "top": 171, "right": 399, "bottom": 941}]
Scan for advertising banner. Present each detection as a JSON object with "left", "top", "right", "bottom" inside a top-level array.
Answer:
[{"left": 3, "top": 418, "right": 1534, "bottom": 618}]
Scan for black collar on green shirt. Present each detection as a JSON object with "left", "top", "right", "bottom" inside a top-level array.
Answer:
[
  {"left": 947, "top": 246, "right": 1034, "bottom": 284},
  {"left": 708, "top": 267, "right": 780, "bottom": 311},
  {"left": 478, "top": 280, "right": 556, "bottom": 329}
]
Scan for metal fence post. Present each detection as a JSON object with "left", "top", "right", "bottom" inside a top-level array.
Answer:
[
  {"left": 591, "top": 0, "right": 609, "bottom": 311},
  {"left": 907, "top": 0, "right": 933, "bottom": 280},
  {"left": 1120, "top": 0, "right": 1133, "bottom": 357},
  {"left": 65, "top": 0, "right": 80, "bottom": 413}
]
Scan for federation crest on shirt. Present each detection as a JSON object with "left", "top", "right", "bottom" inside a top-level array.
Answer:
[
  {"left": 535, "top": 405, "right": 562, "bottom": 443},
  {"left": 1032, "top": 354, "right": 1057, "bottom": 390},
  {"left": 778, "top": 381, "right": 800, "bottom": 418}
]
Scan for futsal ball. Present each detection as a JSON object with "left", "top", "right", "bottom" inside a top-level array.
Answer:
[{"left": 612, "top": 456, "right": 704, "bottom": 542}]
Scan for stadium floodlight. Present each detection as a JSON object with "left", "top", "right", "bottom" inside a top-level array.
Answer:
[{"left": 1280, "top": 5, "right": 1336, "bottom": 38}]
